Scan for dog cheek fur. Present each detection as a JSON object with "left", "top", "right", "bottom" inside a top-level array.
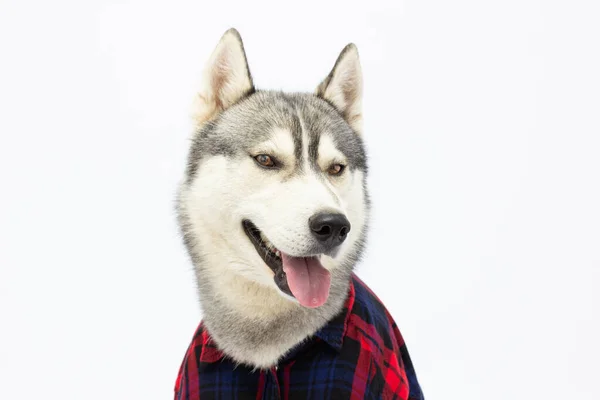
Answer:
[{"left": 181, "top": 156, "right": 278, "bottom": 285}]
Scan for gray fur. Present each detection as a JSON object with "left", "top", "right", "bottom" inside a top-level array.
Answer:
[{"left": 185, "top": 91, "right": 367, "bottom": 184}]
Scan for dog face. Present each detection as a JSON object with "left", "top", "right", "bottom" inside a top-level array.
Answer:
[{"left": 178, "top": 29, "right": 369, "bottom": 308}]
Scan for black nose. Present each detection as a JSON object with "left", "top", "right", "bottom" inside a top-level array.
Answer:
[{"left": 309, "top": 213, "right": 351, "bottom": 248}]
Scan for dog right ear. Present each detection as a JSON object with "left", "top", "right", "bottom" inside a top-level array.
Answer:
[
  {"left": 192, "top": 28, "right": 254, "bottom": 127},
  {"left": 316, "top": 44, "right": 363, "bottom": 135}
]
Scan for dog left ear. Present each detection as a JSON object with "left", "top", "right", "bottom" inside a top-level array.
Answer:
[
  {"left": 316, "top": 44, "right": 363, "bottom": 135},
  {"left": 192, "top": 28, "right": 254, "bottom": 127}
]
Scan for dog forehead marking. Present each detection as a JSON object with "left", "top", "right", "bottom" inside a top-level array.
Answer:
[
  {"left": 317, "top": 133, "right": 346, "bottom": 166},
  {"left": 260, "top": 127, "right": 295, "bottom": 156},
  {"left": 298, "top": 109, "right": 312, "bottom": 173}
]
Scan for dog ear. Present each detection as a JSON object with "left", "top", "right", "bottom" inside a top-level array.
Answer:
[
  {"left": 316, "top": 44, "right": 363, "bottom": 135},
  {"left": 192, "top": 28, "right": 254, "bottom": 127}
]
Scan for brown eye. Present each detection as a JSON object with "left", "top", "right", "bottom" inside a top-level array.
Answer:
[
  {"left": 328, "top": 163, "right": 345, "bottom": 176},
  {"left": 254, "top": 154, "right": 276, "bottom": 168}
]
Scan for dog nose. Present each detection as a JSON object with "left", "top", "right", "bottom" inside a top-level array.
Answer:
[{"left": 309, "top": 213, "right": 351, "bottom": 247}]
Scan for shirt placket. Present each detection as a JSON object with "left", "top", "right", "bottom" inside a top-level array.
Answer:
[{"left": 261, "top": 366, "right": 281, "bottom": 400}]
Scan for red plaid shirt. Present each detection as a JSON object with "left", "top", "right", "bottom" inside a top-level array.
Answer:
[{"left": 174, "top": 275, "right": 424, "bottom": 399}]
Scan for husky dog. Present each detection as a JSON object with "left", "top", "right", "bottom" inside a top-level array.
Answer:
[
  {"left": 175, "top": 29, "right": 422, "bottom": 399},
  {"left": 177, "top": 29, "right": 367, "bottom": 368}
]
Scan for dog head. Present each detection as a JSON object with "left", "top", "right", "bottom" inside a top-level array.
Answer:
[{"left": 178, "top": 29, "right": 369, "bottom": 308}]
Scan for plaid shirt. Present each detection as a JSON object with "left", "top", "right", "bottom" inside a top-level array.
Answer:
[{"left": 174, "top": 275, "right": 424, "bottom": 399}]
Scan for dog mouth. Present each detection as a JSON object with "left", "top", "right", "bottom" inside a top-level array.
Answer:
[{"left": 242, "top": 220, "right": 331, "bottom": 308}]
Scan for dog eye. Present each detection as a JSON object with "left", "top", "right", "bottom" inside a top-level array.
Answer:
[
  {"left": 254, "top": 154, "right": 276, "bottom": 168},
  {"left": 328, "top": 164, "right": 346, "bottom": 176}
]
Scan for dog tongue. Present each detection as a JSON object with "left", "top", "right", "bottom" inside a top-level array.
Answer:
[{"left": 281, "top": 254, "right": 331, "bottom": 308}]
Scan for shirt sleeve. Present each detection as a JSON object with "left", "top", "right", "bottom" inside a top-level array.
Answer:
[{"left": 173, "top": 348, "right": 188, "bottom": 400}]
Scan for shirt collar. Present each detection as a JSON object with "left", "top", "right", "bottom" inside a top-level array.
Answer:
[
  {"left": 197, "top": 279, "right": 356, "bottom": 363},
  {"left": 198, "top": 326, "right": 224, "bottom": 363},
  {"left": 313, "top": 279, "right": 355, "bottom": 353}
]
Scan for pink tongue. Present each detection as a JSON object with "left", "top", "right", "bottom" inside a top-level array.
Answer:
[{"left": 281, "top": 253, "right": 331, "bottom": 308}]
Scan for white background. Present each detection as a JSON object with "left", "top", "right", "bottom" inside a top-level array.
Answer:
[{"left": 1, "top": 0, "right": 599, "bottom": 399}]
